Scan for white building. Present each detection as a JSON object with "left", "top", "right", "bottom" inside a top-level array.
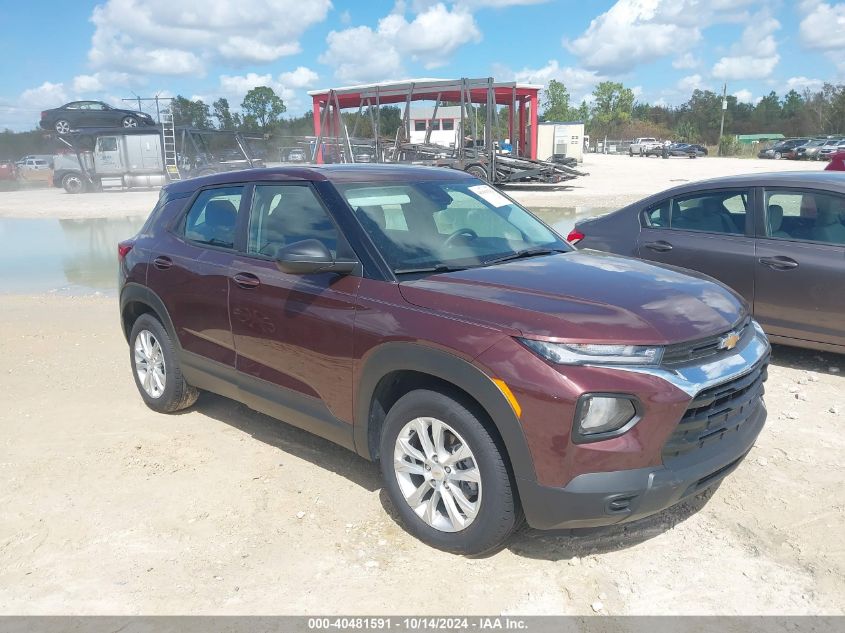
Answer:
[
  {"left": 409, "top": 106, "right": 461, "bottom": 146},
  {"left": 536, "top": 121, "right": 585, "bottom": 163}
]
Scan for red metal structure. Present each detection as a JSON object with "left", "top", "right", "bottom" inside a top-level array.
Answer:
[{"left": 308, "top": 78, "right": 541, "bottom": 163}]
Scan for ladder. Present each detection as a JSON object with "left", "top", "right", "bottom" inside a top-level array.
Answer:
[{"left": 160, "top": 108, "right": 180, "bottom": 180}]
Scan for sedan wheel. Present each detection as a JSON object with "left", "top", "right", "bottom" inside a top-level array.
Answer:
[
  {"left": 54, "top": 120, "right": 70, "bottom": 134},
  {"left": 122, "top": 116, "right": 138, "bottom": 128},
  {"left": 134, "top": 329, "right": 166, "bottom": 399},
  {"left": 393, "top": 416, "right": 481, "bottom": 532}
]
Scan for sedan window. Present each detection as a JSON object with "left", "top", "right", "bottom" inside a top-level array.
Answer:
[
  {"left": 765, "top": 190, "right": 845, "bottom": 245},
  {"left": 644, "top": 191, "right": 748, "bottom": 235}
]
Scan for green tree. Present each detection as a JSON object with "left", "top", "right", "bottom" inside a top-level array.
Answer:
[
  {"left": 241, "top": 86, "right": 286, "bottom": 131},
  {"left": 171, "top": 95, "right": 212, "bottom": 129},
  {"left": 541, "top": 80, "right": 573, "bottom": 121},
  {"left": 590, "top": 81, "right": 635, "bottom": 137},
  {"left": 212, "top": 97, "right": 241, "bottom": 130}
]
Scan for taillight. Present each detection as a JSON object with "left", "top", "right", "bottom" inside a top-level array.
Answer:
[
  {"left": 118, "top": 241, "right": 134, "bottom": 261},
  {"left": 40, "top": 111, "right": 46, "bottom": 119},
  {"left": 567, "top": 229, "right": 585, "bottom": 244}
]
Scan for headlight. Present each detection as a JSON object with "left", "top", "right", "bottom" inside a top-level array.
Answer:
[
  {"left": 574, "top": 394, "right": 639, "bottom": 442},
  {"left": 519, "top": 338, "right": 663, "bottom": 366}
]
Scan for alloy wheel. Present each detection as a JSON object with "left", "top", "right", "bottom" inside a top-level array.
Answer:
[
  {"left": 123, "top": 117, "right": 138, "bottom": 128},
  {"left": 393, "top": 417, "right": 482, "bottom": 532},
  {"left": 55, "top": 120, "right": 70, "bottom": 134},
  {"left": 134, "top": 329, "right": 166, "bottom": 398}
]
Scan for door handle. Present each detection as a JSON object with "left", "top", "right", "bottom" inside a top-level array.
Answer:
[
  {"left": 643, "top": 240, "right": 673, "bottom": 252},
  {"left": 232, "top": 272, "right": 260, "bottom": 289},
  {"left": 759, "top": 256, "right": 799, "bottom": 270},
  {"left": 153, "top": 255, "right": 172, "bottom": 270}
]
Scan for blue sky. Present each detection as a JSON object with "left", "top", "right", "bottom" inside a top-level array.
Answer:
[{"left": 1, "top": 0, "right": 843, "bottom": 130}]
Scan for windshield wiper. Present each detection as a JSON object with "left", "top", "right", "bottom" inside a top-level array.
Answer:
[
  {"left": 482, "top": 248, "right": 566, "bottom": 266},
  {"left": 394, "top": 264, "right": 467, "bottom": 275}
]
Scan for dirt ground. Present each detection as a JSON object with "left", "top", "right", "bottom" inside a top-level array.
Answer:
[
  {"left": 0, "top": 154, "right": 843, "bottom": 615},
  {"left": 0, "top": 153, "right": 825, "bottom": 219}
]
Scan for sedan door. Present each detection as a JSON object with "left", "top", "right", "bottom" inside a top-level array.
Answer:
[
  {"left": 228, "top": 182, "right": 361, "bottom": 447},
  {"left": 754, "top": 188, "right": 845, "bottom": 347},
  {"left": 637, "top": 188, "right": 757, "bottom": 304}
]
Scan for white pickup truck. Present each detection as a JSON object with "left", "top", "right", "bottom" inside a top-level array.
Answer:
[{"left": 629, "top": 137, "right": 662, "bottom": 156}]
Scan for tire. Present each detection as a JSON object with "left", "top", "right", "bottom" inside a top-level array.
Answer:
[
  {"left": 62, "top": 173, "right": 84, "bottom": 194},
  {"left": 774, "top": 151, "right": 782, "bottom": 160},
  {"left": 122, "top": 116, "right": 139, "bottom": 128},
  {"left": 465, "top": 165, "right": 488, "bottom": 181},
  {"left": 379, "top": 389, "right": 521, "bottom": 555},
  {"left": 54, "top": 119, "right": 70, "bottom": 135},
  {"left": 129, "top": 314, "right": 198, "bottom": 413},
  {"left": 629, "top": 150, "right": 634, "bottom": 157}
]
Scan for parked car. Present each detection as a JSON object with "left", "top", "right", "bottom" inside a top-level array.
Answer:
[
  {"left": 119, "top": 165, "right": 769, "bottom": 554},
  {"left": 39, "top": 101, "right": 155, "bottom": 135},
  {"left": 286, "top": 148, "right": 307, "bottom": 163},
  {"left": 0, "top": 158, "right": 17, "bottom": 181},
  {"left": 758, "top": 138, "right": 808, "bottom": 159},
  {"left": 819, "top": 140, "right": 845, "bottom": 161},
  {"left": 569, "top": 172, "right": 845, "bottom": 354},
  {"left": 666, "top": 143, "right": 706, "bottom": 158},
  {"left": 628, "top": 137, "right": 661, "bottom": 156},
  {"left": 794, "top": 138, "right": 827, "bottom": 160},
  {"left": 18, "top": 158, "right": 50, "bottom": 171}
]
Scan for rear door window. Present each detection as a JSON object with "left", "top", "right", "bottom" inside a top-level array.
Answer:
[
  {"left": 181, "top": 186, "right": 243, "bottom": 249},
  {"left": 644, "top": 190, "right": 749, "bottom": 235},
  {"left": 765, "top": 189, "right": 845, "bottom": 245}
]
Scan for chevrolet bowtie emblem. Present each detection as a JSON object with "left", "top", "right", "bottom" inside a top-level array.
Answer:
[{"left": 719, "top": 331, "right": 741, "bottom": 350}]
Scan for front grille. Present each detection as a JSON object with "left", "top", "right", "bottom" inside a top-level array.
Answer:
[
  {"left": 662, "top": 317, "right": 751, "bottom": 366},
  {"left": 662, "top": 360, "right": 767, "bottom": 461}
]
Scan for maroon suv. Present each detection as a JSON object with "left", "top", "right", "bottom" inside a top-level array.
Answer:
[{"left": 119, "top": 165, "right": 770, "bottom": 554}]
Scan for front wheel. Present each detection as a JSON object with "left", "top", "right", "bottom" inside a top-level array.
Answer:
[
  {"left": 380, "top": 389, "right": 521, "bottom": 555},
  {"left": 129, "top": 314, "right": 198, "bottom": 413},
  {"left": 122, "top": 116, "right": 139, "bottom": 128},
  {"left": 62, "top": 173, "right": 84, "bottom": 194},
  {"left": 774, "top": 151, "right": 782, "bottom": 160}
]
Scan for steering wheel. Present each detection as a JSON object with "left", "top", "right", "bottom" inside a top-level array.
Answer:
[{"left": 443, "top": 228, "right": 478, "bottom": 248}]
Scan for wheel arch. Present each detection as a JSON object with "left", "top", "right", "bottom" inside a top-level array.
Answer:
[
  {"left": 120, "top": 283, "right": 180, "bottom": 349},
  {"left": 355, "top": 342, "right": 536, "bottom": 483}
]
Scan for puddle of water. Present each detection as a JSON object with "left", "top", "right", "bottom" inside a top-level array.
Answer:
[
  {"left": 527, "top": 206, "right": 613, "bottom": 236},
  {"left": 0, "top": 216, "right": 146, "bottom": 295},
  {"left": 0, "top": 207, "right": 608, "bottom": 295}
]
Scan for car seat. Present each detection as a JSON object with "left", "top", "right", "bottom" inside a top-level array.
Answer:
[
  {"left": 811, "top": 199, "right": 845, "bottom": 244},
  {"left": 199, "top": 199, "right": 237, "bottom": 246},
  {"left": 767, "top": 205, "right": 790, "bottom": 238}
]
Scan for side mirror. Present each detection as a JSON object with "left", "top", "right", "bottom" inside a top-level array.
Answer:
[{"left": 275, "top": 239, "right": 358, "bottom": 275}]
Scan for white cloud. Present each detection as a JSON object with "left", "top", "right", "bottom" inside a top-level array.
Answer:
[
  {"left": 711, "top": 14, "right": 780, "bottom": 80},
  {"left": 20, "top": 82, "right": 68, "bottom": 109},
  {"left": 218, "top": 67, "right": 320, "bottom": 109},
  {"left": 493, "top": 59, "right": 604, "bottom": 104},
  {"left": 799, "top": 1, "right": 845, "bottom": 51},
  {"left": 279, "top": 67, "right": 320, "bottom": 89},
  {"left": 784, "top": 76, "right": 825, "bottom": 92},
  {"left": 71, "top": 71, "right": 132, "bottom": 93},
  {"left": 733, "top": 89, "right": 754, "bottom": 103},
  {"left": 320, "top": 3, "right": 481, "bottom": 83},
  {"left": 672, "top": 52, "right": 699, "bottom": 69},
  {"left": 564, "top": 0, "right": 757, "bottom": 74},
  {"left": 677, "top": 74, "right": 706, "bottom": 92},
  {"left": 88, "top": 0, "right": 331, "bottom": 76}
]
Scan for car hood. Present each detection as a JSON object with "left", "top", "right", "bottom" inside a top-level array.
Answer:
[{"left": 398, "top": 251, "right": 746, "bottom": 345}]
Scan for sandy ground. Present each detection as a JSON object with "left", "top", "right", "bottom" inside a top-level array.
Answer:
[
  {"left": 0, "top": 154, "right": 826, "bottom": 219},
  {"left": 0, "top": 295, "right": 843, "bottom": 615},
  {"left": 0, "top": 154, "right": 843, "bottom": 615}
]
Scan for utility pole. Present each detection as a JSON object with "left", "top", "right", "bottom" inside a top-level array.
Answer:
[{"left": 718, "top": 83, "right": 727, "bottom": 156}]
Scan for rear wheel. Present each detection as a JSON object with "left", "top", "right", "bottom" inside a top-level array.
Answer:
[
  {"left": 129, "top": 314, "right": 198, "bottom": 413},
  {"left": 465, "top": 165, "right": 488, "bottom": 181},
  {"left": 62, "top": 173, "right": 84, "bottom": 194},
  {"left": 54, "top": 120, "right": 70, "bottom": 134},
  {"left": 380, "top": 389, "right": 520, "bottom": 555}
]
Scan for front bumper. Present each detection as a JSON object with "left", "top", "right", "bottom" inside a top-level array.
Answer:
[
  {"left": 520, "top": 399, "right": 764, "bottom": 529},
  {"left": 518, "top": 324, "right": 771, "bottom": 530}
]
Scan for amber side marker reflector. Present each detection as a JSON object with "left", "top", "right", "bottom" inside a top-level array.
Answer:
[{"left": 492, "top": 378, "right": 522, "bottom": 418}]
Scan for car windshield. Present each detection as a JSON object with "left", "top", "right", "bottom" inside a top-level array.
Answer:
[{"left": 336, "top": 179, "right": 570, "bottom": 273}]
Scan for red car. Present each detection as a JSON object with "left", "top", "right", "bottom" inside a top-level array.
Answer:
[
  {"left": 0, "top": 158, "right": 17, "bottom": 181},
  {"left": 118, "top": 165, "right": 769, "bottom": 554},
  {"left": 825, "top": 150, "right": 845, "bottom": 171}
]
